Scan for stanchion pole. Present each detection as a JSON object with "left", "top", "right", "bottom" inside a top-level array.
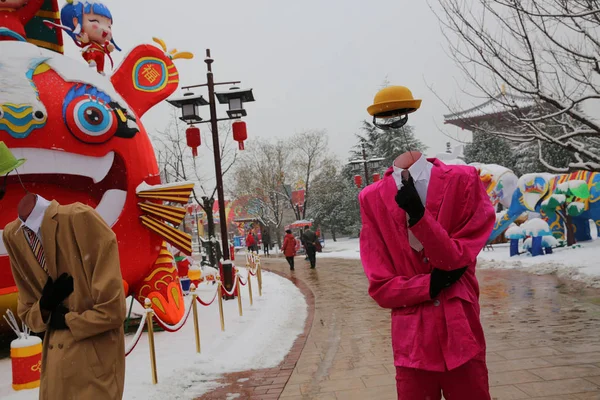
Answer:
[
  {"left": 236, "top": 274, "right": 243, "bottom": 317},
  {"left": 217, "top": 280, "right": 225, "bottom": 331},
  {"left": 144, "top": 299, "right": 158, "bottom": 384},
  {"left": 247, "top": 270, "right": 253, "bottom": 306},
  {"left": 257, "top": 260, "right": 263, "bottom": 297},
  {"left": 191, "top": 284, "right": 201, "bottom": 353}
]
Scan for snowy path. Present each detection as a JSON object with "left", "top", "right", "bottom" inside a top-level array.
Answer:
[{"left": 0, "top": 271, "right": 308, "bottom": 400}]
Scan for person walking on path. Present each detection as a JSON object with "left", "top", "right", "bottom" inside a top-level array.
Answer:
[
  {"left": 246, "top": 229, "right": 257, "bottom": 253},
  {"left": 263, "top": 230, "right": 271, "bottom": 257},
  {"left": 360, "top": 86, "right": 496, "bottom": 399},
  {"left": 302, "top": 227, "right": 318, "bottom": 269},
  {"left": 281, "top": 229, "right": 296, "bottom": 270}
]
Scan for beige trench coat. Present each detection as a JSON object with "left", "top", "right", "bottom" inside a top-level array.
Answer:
[{"left": 2, "top": 201, "right": 126, "bottom": 400}]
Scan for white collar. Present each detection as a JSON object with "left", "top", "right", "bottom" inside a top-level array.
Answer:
[
  {"left": 392, "top": 155, "right": 429, "bottom": 181},
  {"left": 19, "top": 195, "right": 51, "bottom": 233}
]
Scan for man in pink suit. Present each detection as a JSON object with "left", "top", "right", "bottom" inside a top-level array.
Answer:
[{"left": 359, "top": 150, "right": 495, "bottom": 398}]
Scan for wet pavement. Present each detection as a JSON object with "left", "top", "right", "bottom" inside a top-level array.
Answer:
[{"left": 258, "top": 256, "right": 600, "bottom": 400}]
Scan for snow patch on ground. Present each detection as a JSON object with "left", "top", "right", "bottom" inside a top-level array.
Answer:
[
  {"left": 478, "top": 236, "right": 600, "bottom": 288},
  {"left": 0, "top": 271, "right": 307, "bottom": 400},
  {"left": 318, "top": 237, "right": 361, "bottom": 260}
]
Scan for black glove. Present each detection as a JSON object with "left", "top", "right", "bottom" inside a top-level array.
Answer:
[
  {"left": 39, "top": 273, "right": 74, "bottom": 312},
  {"left": 429, "top": 267, "right": 468, "bottom": 299},
  {"left": 395, "top": 173, "right": 425, "bottom": 226},
  {"left": 49, "top": 304, "right": 69, "bottom": 330}
]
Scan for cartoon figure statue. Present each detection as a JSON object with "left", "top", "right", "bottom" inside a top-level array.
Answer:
[
  {"left": 0, "top": 37, "right": 194, "bottom": 333},
  {"left": 57, "top": 0, "right": 120, "bottom": 75},
  {"left": 0, "top": 0, "right": 45, "bottom": 42}
]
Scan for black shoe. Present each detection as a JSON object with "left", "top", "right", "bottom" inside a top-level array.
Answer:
[{"left": 290, "top": 267, "right": 295, "bottom": 271}]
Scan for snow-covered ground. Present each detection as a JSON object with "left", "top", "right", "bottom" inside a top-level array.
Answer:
[
  {"left": 319, "top": 237, "right": 361, "bottom": 260},
  {"left": 319, "top": 231, "right": 600, "bottom": 287},
  {"left": 478, "top": 232, "right": 600, "bottom": 288},
  {"left": 0, "top": 270, "right": 307, "bottom": 400}
]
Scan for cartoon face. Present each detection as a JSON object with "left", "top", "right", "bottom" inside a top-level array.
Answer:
[
  {"left": 81, "top": 11, "right": 113, "bottom": 43},
  {"left": 0, "top": 0, "right": 28, "bottom": 8},
  {"left": 0, "top": 41, "right": 183, "bottom": 294}
]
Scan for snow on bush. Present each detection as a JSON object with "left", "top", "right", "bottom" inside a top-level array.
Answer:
[
  {"left": 551, "top": 194, "right": 566, "bottom": 204},
  {"left": 506, "top": 224, "right": 525, "bottom": 239},
  {"left": 569, "top": 180, "right": 587, "bottom": 190},
  {"left": 570, "top": 202, "right": 585, "bottom": 213},
  {"left": 543, "top": 236, "right": 559, "bottom": 248},
  {"left": 522, "top": 218, "right": 552, "bottom": 236},
  {"left": 557, "top": 182, "right": 570, "bottom": 193}
]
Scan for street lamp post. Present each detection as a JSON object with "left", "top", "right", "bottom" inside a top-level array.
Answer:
[
  {"left": 167, "top": 48, "right": 255, "bottom": 262},
  {"left": 167, "top": 49, "right": 255, "bottom": 300}
]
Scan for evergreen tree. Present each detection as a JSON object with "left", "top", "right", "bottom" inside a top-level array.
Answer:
[
  {"left": 352, "top": 120, "right": 428, "bottom": 169},
  {"left": 464, "top": 129, "right": 517, "bottom": 171},
  {"left": 308, "top": 167, "right": 361, "bottom": 240}
]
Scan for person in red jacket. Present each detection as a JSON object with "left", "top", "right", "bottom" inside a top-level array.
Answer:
[
  {"left": 246, "top": 229, "right": 257, "bottom": 253},
  {"left": 281, "top": 229, "right": 297, "bottom": 270},
  {"left": 0, "top": 0, "right": 45, "bottom": 42}
]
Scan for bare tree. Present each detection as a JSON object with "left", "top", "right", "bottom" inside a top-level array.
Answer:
[
  {"left": 432, "top": 0, "right": 600, "bottom": 171},
  {"left": 293, "top": 130, "right": 335, "bottom": 219},
  {"left": 230, "top": 138, "right": 294, "bottom": 246},
  {"left": 153, "top": 109, "right": 238, "bottom": 264}
]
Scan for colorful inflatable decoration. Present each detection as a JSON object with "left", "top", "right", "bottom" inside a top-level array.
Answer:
[
  {"left": 0, "top": 0, "right": 45, "bottom": 42},
  {"left": 490, "top": 171, "right": 600, "bottom": 243},
  {"left": 470, "top": 163, "right": 519, "bottom": 210},
  {"left": 0, "top": 30, "right": 196, "bottom": 329}
]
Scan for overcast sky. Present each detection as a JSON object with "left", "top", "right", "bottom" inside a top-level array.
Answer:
[{"left": 60, "top": 0, "right": 479, "bottom": 164}]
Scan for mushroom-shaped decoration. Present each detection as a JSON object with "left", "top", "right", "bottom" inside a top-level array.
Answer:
[
  {"left": 505, "top": 224, "right": 525, "bottom": 257},
  {"left": 522, "top": 218, "right": 552, "bottom": 257}
]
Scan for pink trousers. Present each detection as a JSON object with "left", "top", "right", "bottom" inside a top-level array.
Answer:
[{"left": 395, "top": 354, "right": 491, "bottom": 400}]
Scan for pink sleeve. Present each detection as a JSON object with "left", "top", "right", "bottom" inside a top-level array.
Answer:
[
  {"left": 360, "top": 195, "right": 431, "bottom": 309},
  {"left": 410, "top": 168, "right": 495, "bottom": 271}
]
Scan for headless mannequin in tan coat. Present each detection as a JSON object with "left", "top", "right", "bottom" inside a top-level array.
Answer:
[{"left": 3, "top": 193, "right": 126, "bottom": 400}]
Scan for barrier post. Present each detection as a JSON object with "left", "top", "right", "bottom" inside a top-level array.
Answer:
[
  {"left": 144, "top": 299, "right": 158, "bottom": 384},
  {"left": 248, "top": 270, "right": 253, "bottom": 306},
  {"left": 190, "top": 284, "right": 201, "bottom": 353},
  {"left": 217, "top": 280, "right": 225, "bottom": 331},
  {"left": 257, "top": 260, "right": 263, "bottom": 297},
  {"left": 236, "top": 274, "right": 243, "bottom": 316}
]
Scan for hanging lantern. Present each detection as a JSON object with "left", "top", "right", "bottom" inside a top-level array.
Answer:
[
  {"left": 372, "top": 173, "right": 381, "bottom": 182},
  {"left": 186, "top": 126, "right": 201, "bottom": 157},
  {"left": 232, "top": 121, "right": 248, "bottom": 150},
  {"left": 354, "top": 175, "right": 363, "bottom": 188}
]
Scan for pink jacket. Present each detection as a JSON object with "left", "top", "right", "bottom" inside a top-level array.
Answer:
[{"left": 359, "top": 159, "right": 495, "bottom": 372}]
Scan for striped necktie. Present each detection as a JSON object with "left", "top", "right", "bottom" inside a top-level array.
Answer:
[{"left": 23, "top": 226, "right": 48, "bottom": 273}]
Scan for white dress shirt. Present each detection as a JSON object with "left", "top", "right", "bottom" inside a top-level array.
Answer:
[
  {"left": 19, "top": 195, "right": 51, "bottom": 241},
  {"left": 392, "top": 154, "right": 434, "bottom": 204},
  {"left": 392, "top": 155, "right": 433, "bottom": 252}
]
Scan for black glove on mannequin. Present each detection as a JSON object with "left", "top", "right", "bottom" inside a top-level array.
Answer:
[
  {"left": 395, "top": 173, "right": 425, "bottom": 226},
  {"left": 49, "top": 304, "right": 69, "bottom": 330},
  {"left": 429, "top": 267, "right": 469, "bottom": 299},
  {"left": 39, "top": 273, "right": 74, "bottom": 312}
]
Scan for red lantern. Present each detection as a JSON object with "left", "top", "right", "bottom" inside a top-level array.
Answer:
[
  {"left": 354, "top": 175, "right": 363, "bottom": 188},
  {"left": 232, "top": 121, "right": 248, "bottom": 150},
  {"left": 186, "top": 126, "right": 201, "bottom": 157},
  {"left": 372, "top": 173, "right": 381, "bottom": 182}
]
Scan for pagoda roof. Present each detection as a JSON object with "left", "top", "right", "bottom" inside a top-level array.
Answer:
[{"left": 444, "top": 92, "right": 536, "bottom": 129}]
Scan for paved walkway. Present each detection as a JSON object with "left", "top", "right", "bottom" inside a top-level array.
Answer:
[{"left": 261, "top": 256, "right": 600, "bottom": 400}]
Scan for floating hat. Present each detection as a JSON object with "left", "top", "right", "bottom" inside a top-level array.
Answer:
[{"left": 0, "top": 142, "right": 26, "bottom": 176}]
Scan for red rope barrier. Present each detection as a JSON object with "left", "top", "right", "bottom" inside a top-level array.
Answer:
[{"left": 196, "top": 289, "right": 218, "bottom": 306}]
